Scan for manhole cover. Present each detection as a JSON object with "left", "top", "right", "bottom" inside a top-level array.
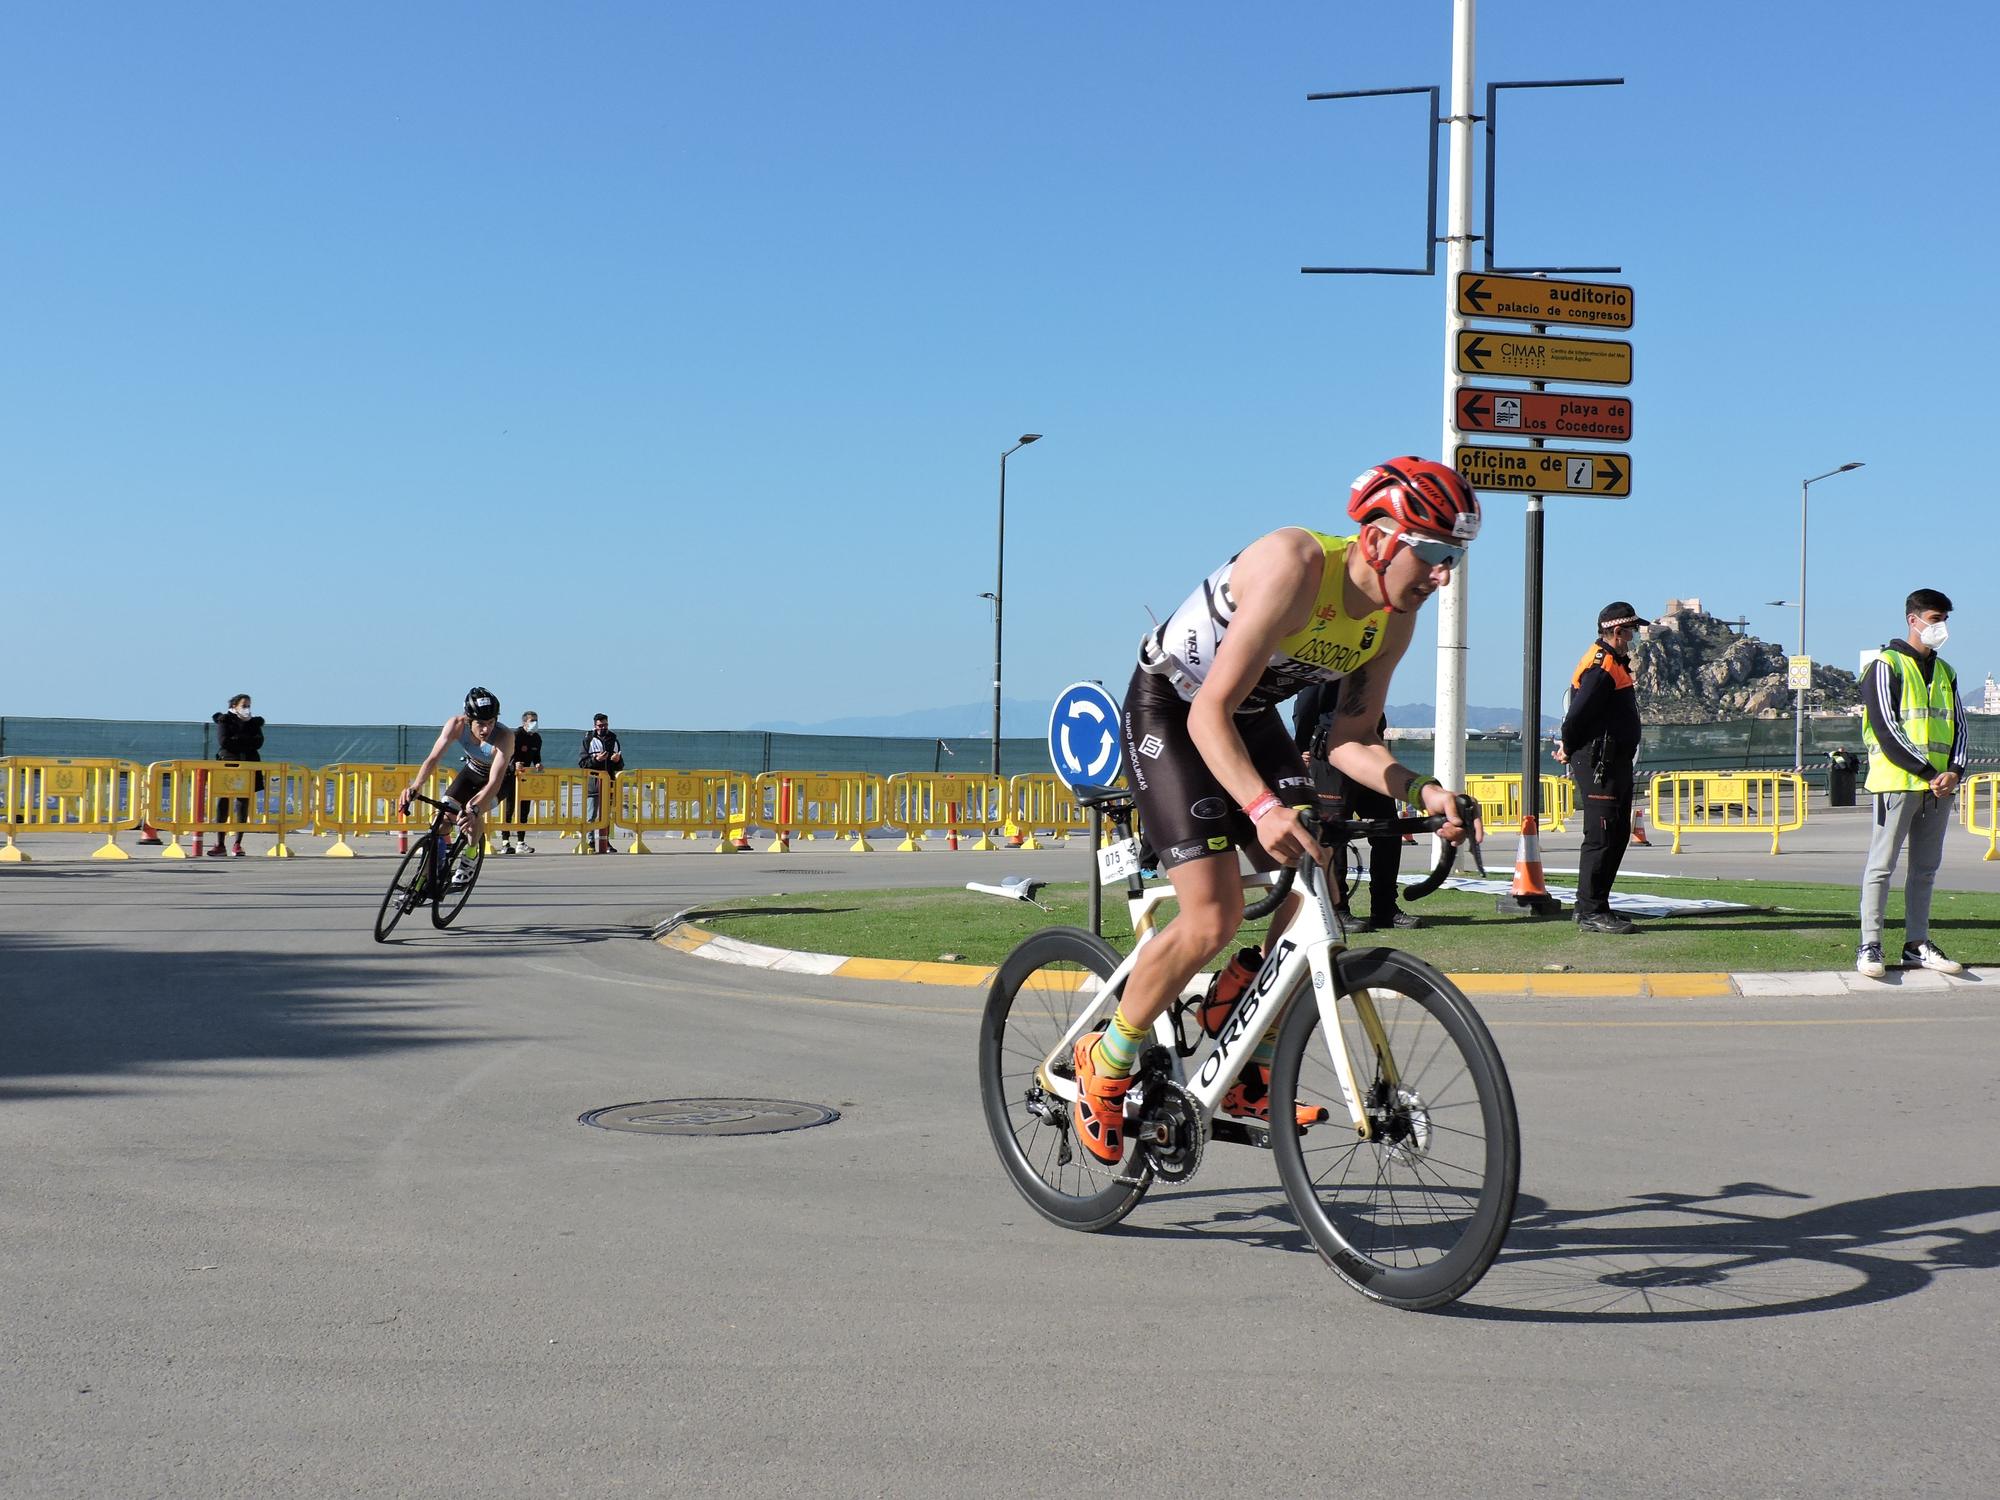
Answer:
[{"left": 578, "top": 1098, "right": 840, "bottom": 1137}]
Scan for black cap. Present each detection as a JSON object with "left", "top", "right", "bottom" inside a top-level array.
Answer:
[{"left": 1598, "top": 602, "right": 1643, "bottom": 630}]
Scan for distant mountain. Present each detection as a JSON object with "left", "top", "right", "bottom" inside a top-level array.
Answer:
[
  {"left": 753, "top": 697, "right": 1557, "bottom": 737},
  {"left": 1388, "top": 703, "right": 1561, "bottom": 733},
  {"left": 750, "top": 698, "right": 1056, "bottom": 738}
]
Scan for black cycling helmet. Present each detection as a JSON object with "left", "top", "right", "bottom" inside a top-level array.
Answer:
[{"left": 464, "top": 686, "right": 501, "bottom": 722}]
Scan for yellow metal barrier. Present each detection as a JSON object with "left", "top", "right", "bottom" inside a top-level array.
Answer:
[
  {"left": 614, "top": 770, "right": 753, "bottom": 853},
  {"left": 751, "top": 771, "right": 884, "bottom": 852},
  {"left": 885, "top": 772, "right": 1008, "bottom": 851},
  {"left": 473, "top": 768, "right": 614, "bottom": 854},
  {"left": 145, "top": 760, "right": 315, "bottom": 858},
  {"left": 0, "top": 757, "right": 146, "bottom": 862},
  {"left": 1961, "top": 772, "right": 2000, "bottom": 861},
  {"left": 1464, "top": 773, "right": 1575, "bottom": 833},
  {"left": 310, "top": 764, "right": 457, "bottom": 855},
  {"left": 1648, "top": 769, "right": 1807, "bottom": 854},
  {"left": 1003, "top": 774, "right": 1097, "bottom": 849}
]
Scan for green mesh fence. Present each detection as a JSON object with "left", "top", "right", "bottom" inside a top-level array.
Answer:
[{"left": 5, "top": 715, "right": 1996, "bottom": 785}]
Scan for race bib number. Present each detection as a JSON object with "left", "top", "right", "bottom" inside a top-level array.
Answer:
[{"left": 1096, "top": 837, "right": 1143, "bottom": 886}]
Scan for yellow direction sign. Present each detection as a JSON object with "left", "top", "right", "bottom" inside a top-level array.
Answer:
[
  {"left": 1456, "top": 330, "right": 1631, "bottom": 386},
  {"left": 1457, "top": 272, "right": 1635, "bottom": 330},
  {"left": 1455, "top": 444, "right": 1631, "bottom": 498}
]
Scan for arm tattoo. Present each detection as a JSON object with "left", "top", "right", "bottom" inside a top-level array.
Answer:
[{"left": 1336, "top": 668, "right": 1372, "bottom": 719}]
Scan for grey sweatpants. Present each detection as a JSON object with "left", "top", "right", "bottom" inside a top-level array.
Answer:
[{"left": 1859, "top": 789, "right": 1956, "bottom": 948}]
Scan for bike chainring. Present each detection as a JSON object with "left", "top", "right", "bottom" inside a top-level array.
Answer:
[{"left": 1134, "top": 1077, "right": 1204, "bottom": 1184}]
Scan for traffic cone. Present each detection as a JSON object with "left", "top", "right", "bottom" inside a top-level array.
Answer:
[
  {"left": 1630, "top": 804, "right": 1651, "bottom": 846},
  {"left": 137, "top": 822, "right": 163, "bottom": 846},
  {"left": 1497, "top": 813, "right": 1563, "bottom": 916}
]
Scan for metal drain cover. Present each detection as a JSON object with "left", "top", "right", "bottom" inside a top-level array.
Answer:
[{"left": 579, "top": 1098, "right": 840, "bottom": 1137}]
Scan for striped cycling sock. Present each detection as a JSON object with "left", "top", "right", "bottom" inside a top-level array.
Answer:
[{"left": 1090, "top": 1007, "right": 1150, "bottom": 1079}]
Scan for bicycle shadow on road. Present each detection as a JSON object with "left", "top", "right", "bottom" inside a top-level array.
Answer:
[
  {"left": 1448, "top": 1180, "right": 2000, "bottom": 1322},
  {"left": 0, "top": 930, "right": 523, "bottom": 1102}
]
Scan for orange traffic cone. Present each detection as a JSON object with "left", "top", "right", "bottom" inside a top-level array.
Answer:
[
  {"left": 137, "top": 822, "right": 163, "bottom": 846},
  {"left": 1497, "top": 813, "right": 1563, "bottom": 916},
  {"left": 1630, "top": 804, "right": 1651, "bottom": 846}
]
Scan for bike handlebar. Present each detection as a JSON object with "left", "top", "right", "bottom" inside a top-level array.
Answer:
[{"left": 1239, "top": 795, "right": 1485, "bottom": 920}]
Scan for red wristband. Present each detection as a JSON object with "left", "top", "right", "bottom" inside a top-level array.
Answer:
[{"left": 1242, "top": 791, "right": 1282, "bottom": 822}]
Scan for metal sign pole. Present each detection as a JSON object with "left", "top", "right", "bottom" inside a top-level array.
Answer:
[
  {"left": 1088, "top": 808, "right": 1103, "bottom": 938},
  {"left": 1435, "top": 0, "right": 1477, "bottom": 865}
]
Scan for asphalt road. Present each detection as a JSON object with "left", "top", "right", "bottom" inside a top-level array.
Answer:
[{"left": 3, "top": 836, "right": 1997, "bottom": 1497}]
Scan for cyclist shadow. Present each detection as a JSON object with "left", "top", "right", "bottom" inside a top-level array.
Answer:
[
  {"left": 1123, "top": 1179, "right": 2000, "bottom": 1322},
  {"left": 1452, "top": 1180, "right": 2000, "bottom": 1322}
]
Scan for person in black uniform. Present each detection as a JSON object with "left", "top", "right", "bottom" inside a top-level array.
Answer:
[
  {"left": 208, "top": 693, "right": 264, "bottom": 858},
  {"left": 1291, "top": 680, "right": 1418, "bottom": 930},
  {"left": 1560, "top": 602, "right": 1645, "bottom": 934},
  {"left": 498, "top": 710, "right": 543, "bottom": 854}
]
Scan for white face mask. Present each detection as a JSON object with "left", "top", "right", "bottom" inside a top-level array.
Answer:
[
  {"left": 1918, "top": 620, "right": 1949, "bottom": 648},
  {"left": 234, "top": 706, "right": 252, "bottom": 719},
  {"left": 522, "top": 719, "right": 538, "bottom": 732}
]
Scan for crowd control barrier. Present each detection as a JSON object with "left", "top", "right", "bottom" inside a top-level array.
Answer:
[
  {"left": 1961, "top": 772, "right": 2000, "bottom": 861},
  {"left": 476, "top": 768, "right": 613, "bottom": 853},
  {"left": 751, "top": 771, "right": 883, "bottom": 852},
  {"left": 0, "top": 757, "right": 146, "bottom": 862},
  {"left": 1002, "top": 774, "right": 1098, "bottom": 849},
  {"left": 1648, "top": 770, "right": 1807, "bottom": 854},
  {"left": 885, "top": 772, "right": 1007, "bottom": 851},
  {"left": 146, "top": 760, "right": 315, "bottom": 857},
  {"left": 311, "top": 764, "right": 457, "bottom": 855},
  {"left": 1463, "top": 773, "right": 1575, "bottom": 834},
  {"left": 614, "top": 770, "right": 753, "bottom": 853}
]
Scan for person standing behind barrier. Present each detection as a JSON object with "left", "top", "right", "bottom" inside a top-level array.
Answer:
[
  {"left": 578, "top": 713, "right": 623, "bottom": 854},
  {"left": 208, "top": 693, "right": 264, "bottom": 857},
  {"left": 499, "top": 710, "right": 543, "bottom": 855},
  {"left": 1856, "top": 589, "right": 1968, "bottom": 979},
  {"left": 1290, "top": 683, "right": 1416, "bottom": 930},
  {"left": 1560, "top": 603, "right": 1645, "bottom": 935}
]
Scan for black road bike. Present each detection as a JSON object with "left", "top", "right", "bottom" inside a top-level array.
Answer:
[{"left": 373, "top": 793, "right": 485, "bottom": 942}]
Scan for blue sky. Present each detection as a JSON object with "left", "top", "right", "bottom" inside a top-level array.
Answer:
[{"left": 5, "top": 1, "right": 1993, "bottom": 730}]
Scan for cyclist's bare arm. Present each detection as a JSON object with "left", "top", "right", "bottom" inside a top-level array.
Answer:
[
  {"left": 1325, "top": 640, "right": 1473, "bottom": 840},
  {"left": 1186, "top": 530, "right": 1327, "bottom": 867},
  {"left": 401, "top": 717, "right": 462, "bottom": 811}
]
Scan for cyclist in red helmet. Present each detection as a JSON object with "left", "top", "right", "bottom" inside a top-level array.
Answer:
[{"left": 1070, "top": 458, "right": 1482, "bottom": 1166}]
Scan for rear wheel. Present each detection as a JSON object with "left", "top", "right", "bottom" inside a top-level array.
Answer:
[
  {"left": 374, "top": 840, "right": 432, "bottom": 943},
  {"left": 431, "top": 832, "right": 483, "bottom": 928},
  {"left": 1268, "top": 947, "right": 1519, "bottom": 1310},
  {"left": 979, "top": 927, "right": 1150, "bottom": 1231}
]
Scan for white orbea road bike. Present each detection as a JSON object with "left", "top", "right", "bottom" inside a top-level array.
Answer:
[{"left": 979, "top": 786, "right": 1520, "bottom": 1311}]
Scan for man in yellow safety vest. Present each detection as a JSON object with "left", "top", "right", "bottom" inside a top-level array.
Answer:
[{"left": 1856, "top": 588, "right": 1968, "bottom": 979}]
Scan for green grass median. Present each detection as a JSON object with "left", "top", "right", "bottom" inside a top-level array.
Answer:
[{"left": 691, "top": 875, "right": 1999, "bottom": 974}]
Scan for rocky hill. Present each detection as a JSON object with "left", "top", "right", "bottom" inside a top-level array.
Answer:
[{"left": 1628, "top": 602, "right": 1859, "bottom": 724}]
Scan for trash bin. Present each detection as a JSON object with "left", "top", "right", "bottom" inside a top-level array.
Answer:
[{"left": 1827, "top": 750, "right": 1859, "bottom": 807}]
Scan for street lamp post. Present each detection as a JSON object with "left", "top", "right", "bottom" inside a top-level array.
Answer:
[
  {"left": 1793, "top": 461, "right": 1865, "bottom": 770},
  {"left": 992, "top": 434, "right": 1042, "bottom": 776}
]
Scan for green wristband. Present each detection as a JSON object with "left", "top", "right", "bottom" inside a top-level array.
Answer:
[{"left": 1403, "top": 774, "right": 1440, "bottom": 810}]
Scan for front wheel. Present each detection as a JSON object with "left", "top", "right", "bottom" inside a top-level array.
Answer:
[
  {"left": 1268, "top": 947, "right": 1519, "bottom": 1310},
  {"left": 979, "top": 927, "right": 1151, "bottom": 1232},
  {"left": 431, "top": 831, "right": 483, "bottom": 928},
  {"left": 374, "top": 840, "right": 433, "bottom": 943}
]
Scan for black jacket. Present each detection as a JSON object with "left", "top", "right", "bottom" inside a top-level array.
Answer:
[
  {"left": 513, "top": 729, "right": 544, "bottom": 771},
  {"left": 1561, "top": 640, "right": 1641, "bottom": 768},
  {"left": 578, "top": 729, "right": 622, "bottom": 772},
  {"left": 212, "top": 711, "right": 265, "bottom": 761}
]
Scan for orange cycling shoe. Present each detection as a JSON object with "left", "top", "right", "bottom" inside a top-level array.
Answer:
[
  {"left": 1221, "top": 1062, "right": 1330, "bottom": 1130},
  {"left": 1070, "top": 1032, "right": 1134, "bottom": 1165}
]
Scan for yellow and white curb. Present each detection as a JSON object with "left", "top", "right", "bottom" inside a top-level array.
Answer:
[{"left": 656, "top": 923, "right": 1000, "bottom": 987}]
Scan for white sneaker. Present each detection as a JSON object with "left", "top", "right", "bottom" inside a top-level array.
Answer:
[
  {"left": 450, "top": 860, "right": 476, "bottom": 888},
  {"left": 1902, "top": 941, "right": 1963, "bottom": 975},
  {"left": 1856, "top": 943, "right": 1886, "bottom": 979}
]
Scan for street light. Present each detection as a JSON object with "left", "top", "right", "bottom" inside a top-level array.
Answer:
[
  {"left": 991, "top": 433, "right": 1042, "bottom": 776},
  {"left": 1793, "top": 461, "right": 1865, "bottom": 769}
]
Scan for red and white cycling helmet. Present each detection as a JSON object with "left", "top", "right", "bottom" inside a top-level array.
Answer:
[{"left": 1346, "top": 457, "right": 1480, "bottom": 605}]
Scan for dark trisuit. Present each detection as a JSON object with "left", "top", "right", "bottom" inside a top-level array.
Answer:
[
  {"left": 1561, "top": 639, "right": 1642, "bottom": 922},
  {"left": 1290, "top": 681, "right": 1402, "bottom": 924}
]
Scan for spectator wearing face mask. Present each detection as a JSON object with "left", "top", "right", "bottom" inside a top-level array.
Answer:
[
  {"left": 208, "top": 693, "right": 265, "bottom": 857},
  {"left": 499, "top": 710, "right": 543, "bottom": 854},
  {"left": 1856, "top": 588, "right": 1968, "bottom": 979}
]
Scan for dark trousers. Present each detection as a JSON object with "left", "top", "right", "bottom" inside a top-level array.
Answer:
[
  {"left": 1573, "top": 753, "right": 1635, "bottom": 919},
  {"left": 1309, "top": 760, "right": 1404, "bottom": 921}
]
